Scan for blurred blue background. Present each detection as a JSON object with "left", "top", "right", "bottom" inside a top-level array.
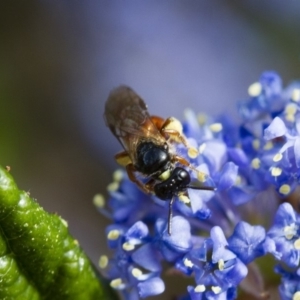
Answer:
[{"left": 1, "top": 0, "right": 300, "bottom": 288}]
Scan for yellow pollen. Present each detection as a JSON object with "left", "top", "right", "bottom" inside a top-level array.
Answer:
[
  {"left": 284, "top": 224, "right": 296, "bottom": 240},
  {"left": 183, "top": 258, "right": 194, "bottom": 268},
  {"left": 252, "top": 139, "right": 260, "bottom": 150},
  {"left": 93, "top": 194, "right": 105, "bottom": 208},
  {"left": 209, "top": 123, "right": 223, "bottom": 133},
  {"left": 263, "top": 141, "right": 273, "bottom": 150},
  {"left": 294, "top": 238, "right": 300, "bottom": 250},
  {"left": 235, "top": 175, "right": 242, "bottom": 185},
  {"left": 188, "top": 147, "right": 199, "bottom": 158},
  {"left": 107, "top": 182, "right": 119, "bottom": 192},
  {"left": 197, "top": 171, "right": 207, "bottom": 182},
  {"left": 292, "top": 88, "right": 300, "bottom": 102},
  {"left": 99, "top": 255, "right": 108, "bottom": 269},
  {"left": 279, "top": 184, "right": 291, "bottom": 195},
  {"left": 110, "top": 278, "right": 123, "bottom": 288},
  {"left": 285, "top": 103, "right": 297, "bottom": 115},
  {"left": 122, "top": 242, "right": 135, "bottom": 251},
  {"left": 218, "top": 259, "right": 225, "bottom": 271},
  {"left": 131, "top": 268, "right": 143, "bottom": 278},
  {"left": 248, "top": 82, "right": 262, "bottom": 97},
  {"left": 293, "top": 291, "right": 300, "bottom": 300},
  {"left": 113, "top": 169, "right": 124, "bottom": 182},
  {"left": 273, "top": 153, "right": 283, "bottom": 162},
  {"left": 107, "top": 230, "right": 120, "bottom": 240},
  {"left": 271, "top": 167, "right": 282, "bottom": 177},
  {"left": 286, "top": 114, "right": 295, "bottom": 123},
  {"left": 197, "top": 113, "right": 207, "bottom": 125},
  {"left": 199, "top": 143, "right": 207, "bottom": 154},
  {"left": 211, "top": 286, "right": 222, "bottom": 294},
  {"left": 251, "top": 158, "right": 261, "bottom": 169},
  {"left": 195, "top": 285, "right": 206, "bottom": 293},
  {"left": 179, "top": 194, "right": 191, "bottom": 204},
  {"left": 159, "top": 169, "right": 171, "bottom": 181}
]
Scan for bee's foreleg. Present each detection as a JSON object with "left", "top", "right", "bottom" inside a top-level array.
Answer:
[
  {"left": 160, "top": 117, "right": 199, "bottom": 158},
  {"left": 125, "top": 163, "right": 152, "bottom": 194}
]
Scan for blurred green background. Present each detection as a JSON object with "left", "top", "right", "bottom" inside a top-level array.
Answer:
[{"left": 0, "top": 3, "right": 300, "bottom": 298}]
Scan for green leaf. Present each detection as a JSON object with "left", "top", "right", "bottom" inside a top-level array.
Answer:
[{"left": 0, "top": 165, "right": 118, "bottom": 300}]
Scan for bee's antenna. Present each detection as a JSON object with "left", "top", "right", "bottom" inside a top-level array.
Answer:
[
  {"left": 187, "top": 185, "right": 216, "bottom": 191},
  {"left": 168, "top": 197, "right": 175, "bottom": 235}
]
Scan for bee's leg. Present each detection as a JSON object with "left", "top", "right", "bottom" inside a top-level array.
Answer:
[
  {"left": 159, "top": 117, "right": 199, "bottom": 159},
  {"left": 173, "top": 155, "right": 207, "bottom": 183},
  {"left": 126, "top": 163, "right": 151, "bottom": 194},
  {"left": 167, "top": 197, "right": 174, "bottom": 235},
  {"left": 144, "top": 178, "right": 156, "bottom": 191}
]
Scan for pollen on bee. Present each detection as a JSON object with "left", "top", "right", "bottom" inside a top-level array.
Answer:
[
  {"left": 93, "top": 194, "right": 105, "bottom": 208},
  {"left": 163, "top": 117, "right": 183, "bottom": 135},
  {"left": 99, "top": 255, "right": 108, "bottom": 269},
  {"left": 159, "top": 169, "right": 171, "bottom": 181},
  {"left": 248, "top": 82, "right": 262, "bottom": 97}
]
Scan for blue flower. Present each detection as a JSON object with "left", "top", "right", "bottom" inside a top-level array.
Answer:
[
  {"left": 227, "top": 221, "right": 266, "bottom": 264},
  {"left": 99, "top": 72, "right": 300, "bottom": 299},
  {"left": 264, "top": 202, "right": 300, "bottom": 268}
]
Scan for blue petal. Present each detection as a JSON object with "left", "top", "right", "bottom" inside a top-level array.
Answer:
[
  {"left": 217, "top": 162, "right": 238, "bottom": 191},
  {"left": 131, "top": 243, "right": 161, "bottom": 272},
  {"left": 214, "top": 257, "right": 248, "bottom": 287},
  {"left": 259, "top": 71, "right": 282, "bottom": 97},
  {"left": 294, "top": 137, "right": 300, "bottom": 168},
  {"left": 227, "top": 147, "right": 249, "bottom": 168},
  {"left": 264, "top": 117, "right": 286, "bottom": 140},
  {"left": 228, "top": 221, "right": 266, "bottom": 264},
  {"left": 125, "top": 221, "right": 149, "bottom": 243},
  {"left": 137, "top": 277, "right": 165, "bottom": 298},
  {"left": 210, "top": 226, "right": 236, "bottom": 262}
]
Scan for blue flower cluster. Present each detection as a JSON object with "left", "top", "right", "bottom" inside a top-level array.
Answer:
[{"left": 97, "top": 72, "right": 300, "bottom": 300}]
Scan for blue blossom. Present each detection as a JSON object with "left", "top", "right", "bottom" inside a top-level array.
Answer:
[
  {"left": 98, "top": 72, "right": 300, "bottom": 299},
  {"left": 264, "top": 202, "right": 300, "bottom": 268}
]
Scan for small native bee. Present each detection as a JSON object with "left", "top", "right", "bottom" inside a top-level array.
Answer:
[{"left": 104, "top": 86, "right": 214, "bottom": 234}]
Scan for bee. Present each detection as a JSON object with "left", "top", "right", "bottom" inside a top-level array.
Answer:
[{"left": 104, "top": 86, "right": 215, "bottom": 234}]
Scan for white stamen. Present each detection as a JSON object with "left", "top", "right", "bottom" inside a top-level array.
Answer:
[
  {"left": 107, "top": 230, "right": 120, "bottom": 240},
  {"left": 194, "top": 285, "right": 206, "bottom": 293},
  {"left": 99, "top": 255, "right": 108, "bottom": 269},
  {"left": 248, "top": 82, "right": 262, "bottom": 97},
  {"left": 93, "top": 194, "right": 105, "bottom": 208},
  {"left": 279, "top": 184, "right": 291, "bottom": 195}
]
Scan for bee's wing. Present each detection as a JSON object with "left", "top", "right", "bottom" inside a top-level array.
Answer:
[{"left": 104, "top": 86, "right": 165, "bottom": 162}]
